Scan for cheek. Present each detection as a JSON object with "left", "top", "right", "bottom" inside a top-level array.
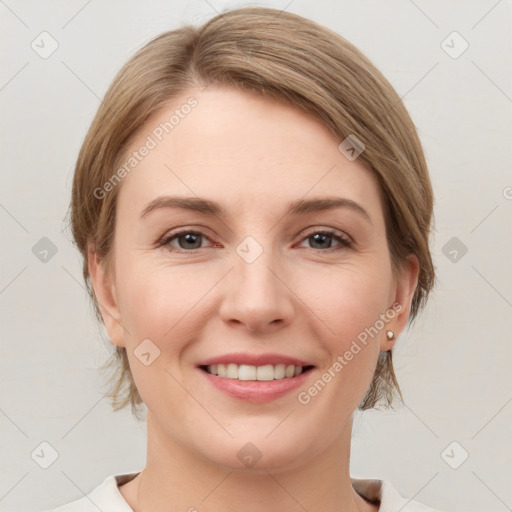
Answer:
[
  {"left": 300, "top": 262, "right": 389, "bottom": 391},
  {"left": 298, "top": 260, "right": 391, "bottom": 340},
  {"left": 119, "top": 265, "right": 211, "bottom": 341},
  {"left": 294, "top": 269, "right": 386, "bottom": 419},
  {"left": 115, "top": 262, "right": 208, "bottom": 410}
]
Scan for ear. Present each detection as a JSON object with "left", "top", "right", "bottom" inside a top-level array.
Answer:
[
  {"left": 87, "top": 242, "right": 126, "bottom": 348},
  {"left": 380, "top": 253, "right": 420, "bottom": 351}
]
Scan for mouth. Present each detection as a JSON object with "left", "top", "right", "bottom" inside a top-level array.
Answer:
[{"left": 199, "top": 363, "right": 315, "bottom": 381}]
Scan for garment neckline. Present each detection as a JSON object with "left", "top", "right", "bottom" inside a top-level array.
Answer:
[{"left": 112, "top": 472, "right": 382, "bottom": 508}]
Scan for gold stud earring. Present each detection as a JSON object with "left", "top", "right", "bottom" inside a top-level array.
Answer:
[{"left": 386, "top": 330, "right": 395, "bottom": 340}]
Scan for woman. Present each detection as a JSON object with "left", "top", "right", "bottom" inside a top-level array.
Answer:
[{"left": 52, "top": 6, "right": 441, "bottom": 511}]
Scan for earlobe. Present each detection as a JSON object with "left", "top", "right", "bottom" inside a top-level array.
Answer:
[
  {"left": 382, "top": 329, "right": 397, "bottom": 351},
  {"left": 87, "top": 243, "right": 126, "bottom": 348},
  {"left": 381, "top": 253, "right": 420, "bottom": 351}
]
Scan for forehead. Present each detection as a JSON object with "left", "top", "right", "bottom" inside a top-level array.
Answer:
[{"left": 115, "top": 85, "right": 384, "bottom": 224}]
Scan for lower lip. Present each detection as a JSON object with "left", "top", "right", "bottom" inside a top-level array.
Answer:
[{"left": 198, "top": 367, "right": 314, "bottom": 403}]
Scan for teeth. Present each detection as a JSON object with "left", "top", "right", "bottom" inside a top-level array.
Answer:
[
  {"left": 206, "top": 363, "right": 304, "bottom": 380},
  {"left": 239, "top": 364, "right": 256, "bottom": 380}
]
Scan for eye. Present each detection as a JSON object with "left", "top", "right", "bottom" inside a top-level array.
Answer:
[
  {"left": 298, "top": 229, "right": 353, "bottom": 251},
  {"left": 158, "top": 230, "right": 214, "bottom": 252},
  {"left": 158, "top": 228, "right": 353, "bottom": 253}
]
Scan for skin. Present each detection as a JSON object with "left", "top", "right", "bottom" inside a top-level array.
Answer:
[{"left": 88, "top": 84, "right": 419, "bottom": 512}]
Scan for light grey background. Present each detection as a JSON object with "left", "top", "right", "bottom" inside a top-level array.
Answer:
[{"left": 1, "top": 1, "right": 511, "bottom": 511}]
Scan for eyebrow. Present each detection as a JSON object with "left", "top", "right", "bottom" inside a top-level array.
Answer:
[{"left": 140, "top": 195, "right": 372, "bottom": 224}]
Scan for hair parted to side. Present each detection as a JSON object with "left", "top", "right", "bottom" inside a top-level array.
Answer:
[{"left": 67, "top": 7, "right": 435, "bottom": 421}]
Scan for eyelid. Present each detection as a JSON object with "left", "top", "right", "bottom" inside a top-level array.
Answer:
[
  {"left": 296, "top": 228, "right": 353, "bottom": 251},
  {"left": 158, "top": 226, "right": 354, "bottom": 252},
  {"left": 157, "top": 228, "right": 215, "bottom": 249},
  {"left": 299, "top": 226, "right": 353, "bottom": 245}
]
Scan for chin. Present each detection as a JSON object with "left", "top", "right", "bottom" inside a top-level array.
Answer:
[{"left": 195, "top": 432, "right": 317, "bottom": 474}]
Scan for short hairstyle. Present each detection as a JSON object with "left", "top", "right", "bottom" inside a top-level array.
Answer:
[{"left": 67, "top": 7, "right": 435, "bottom": 420}]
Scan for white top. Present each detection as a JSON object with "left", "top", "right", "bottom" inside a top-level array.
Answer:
[{"left": 46, "top": 471, "right": 444, "bottom": 512}]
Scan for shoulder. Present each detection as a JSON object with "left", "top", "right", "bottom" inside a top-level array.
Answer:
[
  {"left": 43, "top": 472, "right": 140, "bottom": 512},
  {"left": 380, "top": 479, "right": 444, "bottom": 511},
  {"left": 352, "top": 478, "right": 446, "bottom": 512}
]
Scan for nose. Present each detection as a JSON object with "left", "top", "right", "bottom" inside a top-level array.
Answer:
[{"left": 218, "top": 247, "right": 295, "bottom": 334}]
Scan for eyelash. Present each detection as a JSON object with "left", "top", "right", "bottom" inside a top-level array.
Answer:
[{"left": 157, "top": 228, "right": 353, "bottom": 253}]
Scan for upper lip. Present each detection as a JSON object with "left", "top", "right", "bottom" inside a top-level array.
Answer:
[{"left": 197, "top": 353, "right": 314, "bottom": 367}]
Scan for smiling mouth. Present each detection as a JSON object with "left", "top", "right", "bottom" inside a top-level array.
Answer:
[{"left": 199, "top": 363, "right": 315, "bottom": 381}]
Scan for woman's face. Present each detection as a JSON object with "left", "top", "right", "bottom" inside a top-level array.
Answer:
[{"left": 90, "top": 85, "right": 418, "bottom": 471}]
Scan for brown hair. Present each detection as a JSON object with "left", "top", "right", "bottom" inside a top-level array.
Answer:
[{"left": 67, "top": 6, "right": 435, "bottom": 420}]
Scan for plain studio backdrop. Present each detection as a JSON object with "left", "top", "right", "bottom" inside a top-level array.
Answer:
[{"left": 1, "top": 1, "right": 511, "bottom": 511}]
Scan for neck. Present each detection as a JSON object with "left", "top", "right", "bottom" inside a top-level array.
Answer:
[{"left": 128, "top": 411, "right": 371, "bottom": 512}]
